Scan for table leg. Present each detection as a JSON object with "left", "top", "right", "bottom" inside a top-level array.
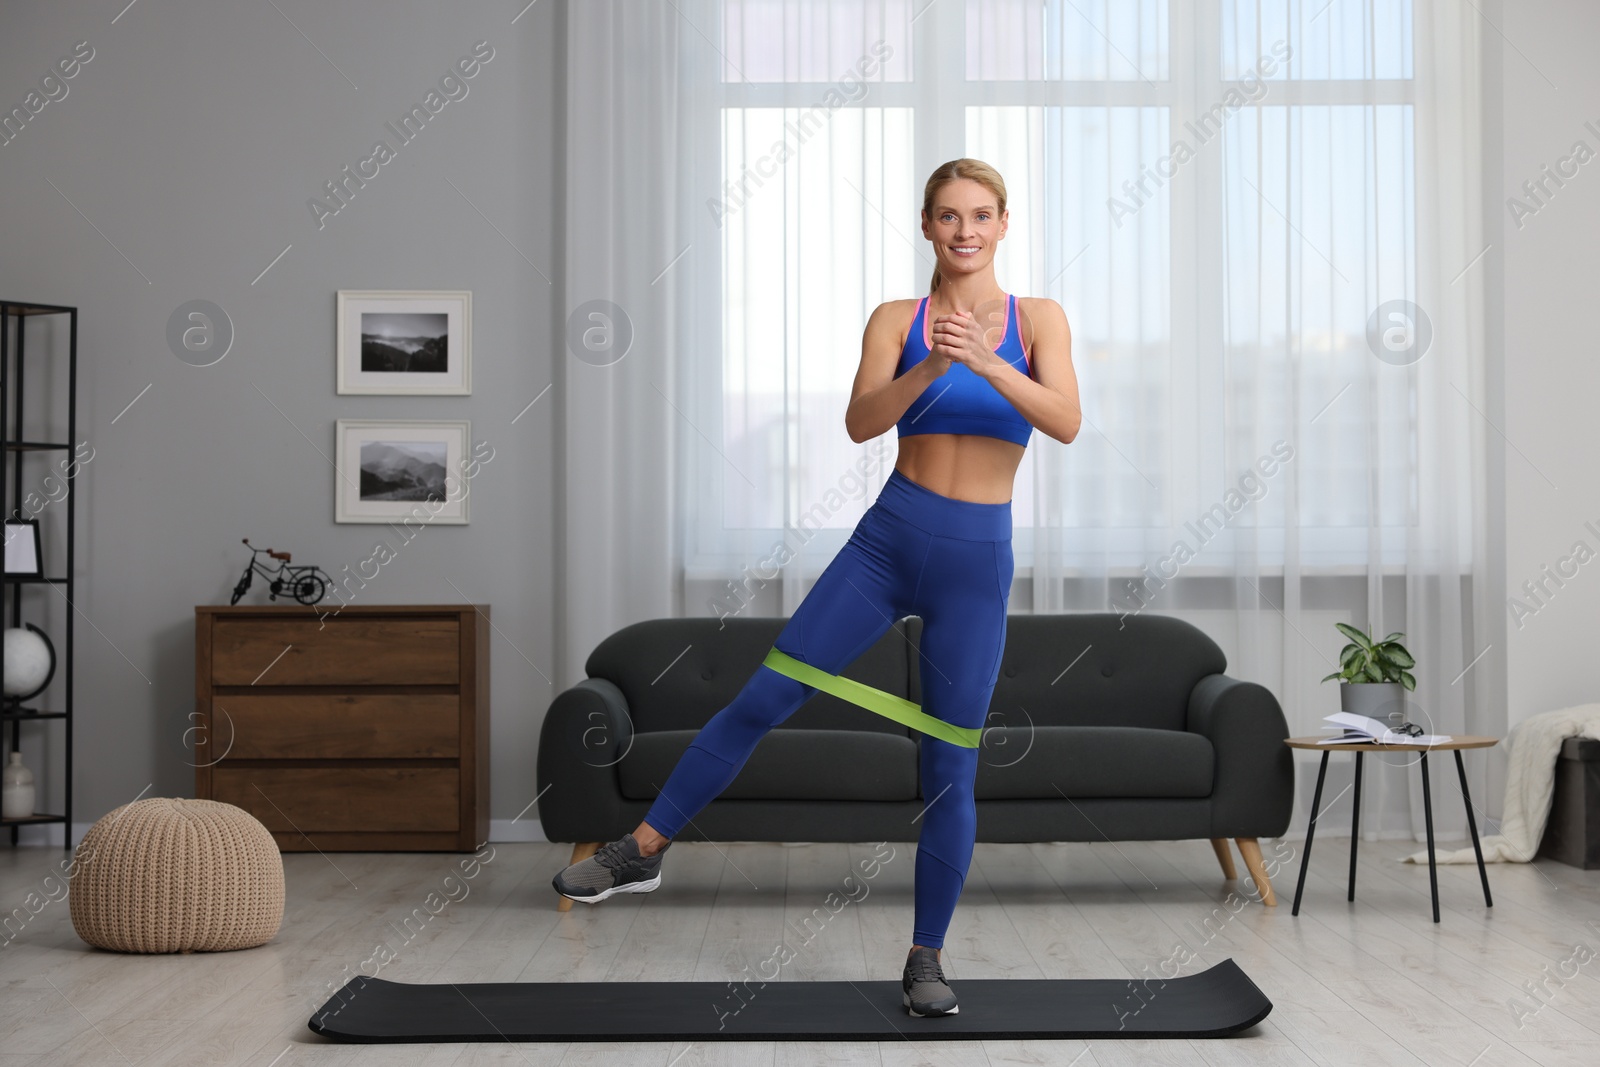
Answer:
[
  {"left": 1348, "top": 750, "right": 1363, "bottom": 901},
  {"left": 1455, "top": 749, "right": 1494, "bottom": 908},
  {"left": 1292, "top": 750, "right": 1330, "bottom": 916},
  {"left": 1421, "top": 752, "right": 1440, "bottom": 923}
]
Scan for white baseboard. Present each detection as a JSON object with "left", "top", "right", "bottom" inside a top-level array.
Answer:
[
  {"left": 5, "top": 822, "right": 88, "bottom": 848},
  {"left": 10, "top": 817, "right": 1498, "bottom": 850},
  {"left": 5, "top": 819, "right": 549, "bottom": 848}
]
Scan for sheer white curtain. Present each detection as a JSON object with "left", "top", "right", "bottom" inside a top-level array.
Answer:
[
  {"left": 559, "top": 2, "right": 702, "bottom": 685},
  {"left": 563, "top": 0, "right": 1495, "bottom": 844}
]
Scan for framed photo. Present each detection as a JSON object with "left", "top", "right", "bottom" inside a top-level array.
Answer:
[
  {"left": 335, "top": 419, "right": 473, "bottom": 524},
  {"left": 4, "top": 519, "right": 42, "bottom": 578},
  {"left": 336, "top": 289, "right": 471, "bottom": 395}
]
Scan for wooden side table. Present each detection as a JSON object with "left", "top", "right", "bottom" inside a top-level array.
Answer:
[{"left": 1284, "top": 735, "right": 1498, "bottom": 922}]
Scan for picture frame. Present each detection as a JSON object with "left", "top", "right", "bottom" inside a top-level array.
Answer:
[
  {"left": 336, "top": 289, "right": 471, "bottom": 395},
  {"left": 335, "top": 419, "right": 473, "bottom": 524},
  {"left": 4, "top": 519, "right": 43, "bottom": 578}
]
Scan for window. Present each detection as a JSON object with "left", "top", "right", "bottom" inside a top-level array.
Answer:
[{"left": 696, "top": 0, "right": 1418, "bottom": 577}]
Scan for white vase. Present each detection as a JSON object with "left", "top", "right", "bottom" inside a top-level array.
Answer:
[
  {"left": 1339, "top": 681, "right": 1406, "bottom": 723},
  {"left": 2, "top": 751, "right": 35, "bottom": 819}
]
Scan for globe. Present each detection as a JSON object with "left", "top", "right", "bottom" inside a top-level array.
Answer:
[{"left": 3, "top": 626, "right": 54, "bottom": 698}]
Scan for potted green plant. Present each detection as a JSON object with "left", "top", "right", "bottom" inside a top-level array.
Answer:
[{"left": 1322, "top": 622, "right": 1416, "bottom": 720}]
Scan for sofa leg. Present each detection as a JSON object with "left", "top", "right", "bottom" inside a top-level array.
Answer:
[
  {"left": 1234, "top": 837, "right": 1278, "bottom": 906},
  {"left": 1210, "top": 837, "right": 1238, "bottom": 880},
  {"left": 555, "top": 841, "right": 601, "bottom": 912}
]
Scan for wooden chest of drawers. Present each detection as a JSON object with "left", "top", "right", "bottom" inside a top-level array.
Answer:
[{"left": 194, "top": 604, "right": 489, "bottom": 852}]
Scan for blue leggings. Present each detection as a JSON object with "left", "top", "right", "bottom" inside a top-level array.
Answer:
[{"left": 644, "top": 467, "right": 1014, "bottom": 949}]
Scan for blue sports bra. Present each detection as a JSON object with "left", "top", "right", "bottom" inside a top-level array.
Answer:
[{"left": 893, "top": 293, "right": 1033, "bottom": 447}]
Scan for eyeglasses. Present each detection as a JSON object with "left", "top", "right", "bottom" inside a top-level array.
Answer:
[{"left": 1394, "top": 721, "right": 1425, "bottom": 737}]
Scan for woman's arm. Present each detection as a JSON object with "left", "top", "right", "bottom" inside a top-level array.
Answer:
[
  {"left": 930, "top": 297, "right": 1081, "bottom": 444},
  {"left": 844, "top": 301, "right": 946, "bottom": 444}
]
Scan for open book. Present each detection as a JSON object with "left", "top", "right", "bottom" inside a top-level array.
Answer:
[{"left": 1319, "top": 711, "right": 1452, "bottom": 746}]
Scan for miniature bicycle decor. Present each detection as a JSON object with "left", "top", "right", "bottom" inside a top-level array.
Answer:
[{"left": 230, "top": 538, "right": 335, "bottom": 606}]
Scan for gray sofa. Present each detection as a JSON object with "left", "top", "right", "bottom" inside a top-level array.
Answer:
[{"left": 537, "top": 611, "right": 1293, "bottom": 909}]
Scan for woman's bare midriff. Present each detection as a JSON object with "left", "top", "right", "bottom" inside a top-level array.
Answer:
[
  {"left": 894, "top": 435, "right": 1022, "bottom": 504},
  {"left": 892, "top": 296, "right": 1025, "bottom": 505}
]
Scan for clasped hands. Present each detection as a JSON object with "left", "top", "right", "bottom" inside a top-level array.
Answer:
[{"left": 927, "top": 307, "right": 1011, "bottom": 380}]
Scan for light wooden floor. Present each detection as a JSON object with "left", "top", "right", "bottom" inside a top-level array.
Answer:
[{"left": 1, "top": 836, "right": 1597, "bottom": 1066}]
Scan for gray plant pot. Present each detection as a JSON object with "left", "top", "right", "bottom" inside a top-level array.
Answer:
[{"left": 1339, "top": 680, "right": 1406, "bottom": 723}]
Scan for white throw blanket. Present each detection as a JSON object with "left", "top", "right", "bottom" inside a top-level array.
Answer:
[{"left": 1400, "top": 702, "right": 1600, "bottom": 864}]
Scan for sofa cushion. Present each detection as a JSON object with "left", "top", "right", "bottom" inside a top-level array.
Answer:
[
  {"left": 618, "top": 729, "right": 920, "bottom": 802},
  {"left": 973, "top": 725, "right": 1214, "bottom": 799},
  {"left": 586, "top": 617, "right": 914, "bottom": 738},
  {"left": 990, "top": 614, "right": 1227, "bottom": 733}
]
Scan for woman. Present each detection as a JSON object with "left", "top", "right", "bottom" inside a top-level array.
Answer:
[{"left": 554, "top": 158, "right": 1082, "bottom": 1017}]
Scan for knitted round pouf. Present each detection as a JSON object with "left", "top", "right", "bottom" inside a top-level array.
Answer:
[{"left": 69, "top": 797, "right": 284, "bottom": 953}]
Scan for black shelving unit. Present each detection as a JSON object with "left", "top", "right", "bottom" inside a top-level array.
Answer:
[{"left": 1, "top": 300, "right": 77, "bottom": 849}]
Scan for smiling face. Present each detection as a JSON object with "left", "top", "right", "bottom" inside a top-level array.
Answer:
[{"left": 922, "top": 177, "right": 1008, "bottom": 280}]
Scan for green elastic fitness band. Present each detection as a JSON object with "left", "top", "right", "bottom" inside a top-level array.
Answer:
[{"left": 761, "top": 647, "right": 982, "bottom": 749}]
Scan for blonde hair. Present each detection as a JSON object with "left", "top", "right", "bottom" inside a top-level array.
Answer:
[{"left": 923, "top": 158, "right": 1008, "bottom": 295}]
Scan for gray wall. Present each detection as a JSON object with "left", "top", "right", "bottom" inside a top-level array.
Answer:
[
  {"left": 1494, "top": 1, "right": 1600, "bottom": 730},
  {"left": 0, "top": 0, "right": 563, "bottom": 841}
]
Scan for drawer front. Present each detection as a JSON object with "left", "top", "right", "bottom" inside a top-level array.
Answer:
[
  {"left": 211, "top": 616, "right": 460, "bottom": 685},
  {"left": 215, "top": 693, "right": 460, "bottom": 759},
  {"left": 212, "top": 766, "right": 459, "bottom": 832}
]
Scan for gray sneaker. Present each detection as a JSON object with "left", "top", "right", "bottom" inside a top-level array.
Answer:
[
  {"left": 902, "top": 945, "right": 959, "bottom": 1016},
  {"left": 552, "top": 833, "right": 669, "bottom": 903}
]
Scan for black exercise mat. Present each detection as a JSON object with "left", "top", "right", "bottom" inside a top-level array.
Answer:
[{"left": 307, "top": 958, "right": 1270, "bottom": 1042}]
